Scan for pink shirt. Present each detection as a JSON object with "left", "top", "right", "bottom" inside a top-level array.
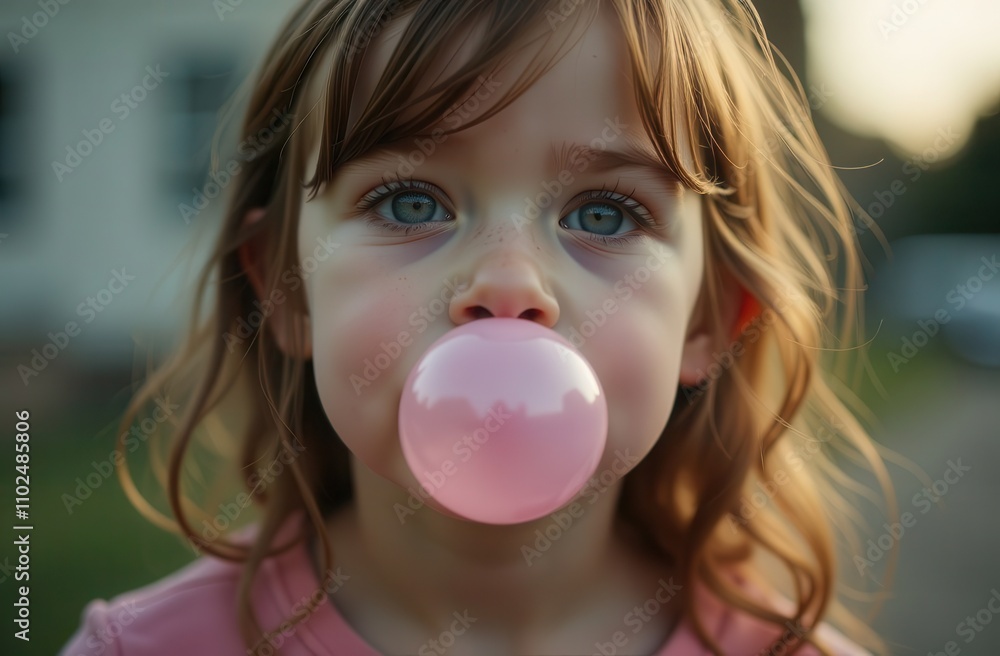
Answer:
[{"left": 60, "top": 513, "right": 869, "bottom": 655}]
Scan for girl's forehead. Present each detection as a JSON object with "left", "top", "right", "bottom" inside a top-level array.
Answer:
[{"left": 304, "top": 2, "right": 630, "bottom": 143}]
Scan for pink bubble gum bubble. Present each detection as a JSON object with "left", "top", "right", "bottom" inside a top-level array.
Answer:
[{"left": 399, "top": 317, "right": 608, "bottom": 525}]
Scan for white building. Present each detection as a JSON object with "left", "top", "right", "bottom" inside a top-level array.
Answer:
[{"left": 1, "top": 0, "right": 295, "bottom": 398}]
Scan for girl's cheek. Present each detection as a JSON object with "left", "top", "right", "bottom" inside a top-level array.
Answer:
[
  {"left": 579, "top": 275, "right": 687, "bottom": 469},
  {"left": 300, "top": 240, "right": 414, "bottom": 462}
]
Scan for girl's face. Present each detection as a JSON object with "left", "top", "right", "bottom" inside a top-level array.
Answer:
[{"left": 292, "top": 5, "right": 713, "bottom": 512}]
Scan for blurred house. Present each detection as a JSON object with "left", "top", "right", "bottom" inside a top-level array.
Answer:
[{"left": 0, "top": 0, "right": 293, "bottom": 399}]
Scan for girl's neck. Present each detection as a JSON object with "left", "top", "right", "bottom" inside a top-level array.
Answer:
[{"left": 314, "top": 456, "right": 678, "bottom": 652}]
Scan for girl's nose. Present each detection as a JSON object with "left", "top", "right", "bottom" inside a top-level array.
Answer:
[{"left": 448, "top": 248, "right": 560, "bottom": 328}]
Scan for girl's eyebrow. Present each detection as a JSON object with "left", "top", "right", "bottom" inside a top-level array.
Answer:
[
  {"left": 551, "top": 140, "right": 680, "bottom": 180},
  {"left": 339, "top": 137, "right": 680, "bottom": 181}
]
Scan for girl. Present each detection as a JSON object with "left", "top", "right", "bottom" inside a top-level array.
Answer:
[{"left": 62, "top": 0, "right": 895, "bottom": 654}]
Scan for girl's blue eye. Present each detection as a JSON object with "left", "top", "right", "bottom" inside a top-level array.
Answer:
[
  {"left": 559, "top": 188, "right": 656, "bottom": 246},
  {"left": 358, "top": 178, "right": 453, "bottom": 231},
  {"left": 563, "top": 201, "right": 632, "bottom": 236},
  {"left": 357, "top": 178, "right": 656, "bottom": 244},
  {"left": 391, "top": 191, "right": 439, "bottom": 224}
]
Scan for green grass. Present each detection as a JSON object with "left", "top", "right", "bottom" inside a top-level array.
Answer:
[{"left": 0, "top": 400, "right": 196, "bottom": 656}]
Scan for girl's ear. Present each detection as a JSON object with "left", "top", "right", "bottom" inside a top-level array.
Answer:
[
  {"left": 237, "top": 207, "right": 313, "bottom": 359},
  {"left": 679, "top": 280, "right": 755, "bottom": 386}
]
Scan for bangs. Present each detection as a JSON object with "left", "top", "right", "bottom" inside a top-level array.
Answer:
[
  {"left": 611, "top": 0, "right": 743, "bottom": 197},
  {"left": 289, "top": 0, "right": 746, "bottom": 201},
  {"left": 300, "top": 0, "right": 600, "bottom": 198}
]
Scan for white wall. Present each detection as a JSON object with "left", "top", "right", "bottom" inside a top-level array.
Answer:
[{"left": 0, "top": 0, "right": 296, "bottom": 370}]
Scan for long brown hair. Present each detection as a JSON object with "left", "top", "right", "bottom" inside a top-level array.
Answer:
[{"left": 117, "top": 1, "right": 896, "bottom": 653}]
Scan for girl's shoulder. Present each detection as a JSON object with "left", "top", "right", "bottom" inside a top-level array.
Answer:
[
  {"left": 701, "top": 605, "right": 872, "bottom": 655},
  {"left": 59, "top": 515, "right": 333, "bottom": 656},
  {"left": 669, "top": 574, "right": 873, "bottom": 656},
  {"left": 58, "top": 551, "right": 250, "bottom": 655},
  {"left": 60, "top": 513, "right": 377, "bottom": 656}
]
